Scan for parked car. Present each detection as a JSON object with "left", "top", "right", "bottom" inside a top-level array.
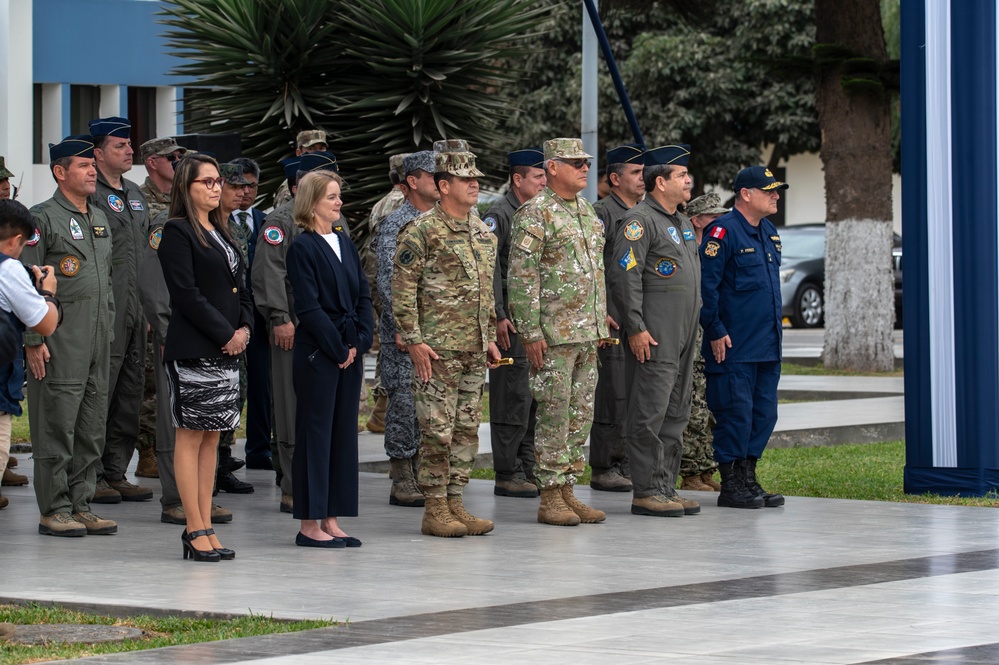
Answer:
[{"left": 778, "top": 224, "right": 902, "bottom": 328}]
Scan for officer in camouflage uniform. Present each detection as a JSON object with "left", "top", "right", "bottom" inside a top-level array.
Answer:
[
  {"left": 608, "top": 145, "right": 701, "bottom": 518},
  {"left": 0, "top": 156, "right": 15, "bottom": 200},
  {"left": 252, "top": 152, "right": 340, "bottom": 513},
  {"left": 137, "top": 137, "right": 185, "bottom": 220},
  {"left": 589, "top": 144, "right": 646, "bottom": 493},
  {"left": 486, "top": 147, "right": 547, "bottom": 499},
  {"left": 507, "top": 137, "right": 609, "bottom": 527},
  {"left": 87, "top": 117, "right": 153, "bottom": 504},
  {"left": 678, "top": 193, "right": 729, "bottom": 492},
  {"left": 392, "top": 139, "right": 501, "bottom": 538},
  {"left": 272, "top": 129, "right": 328, "bottom": 209},
  {"left": 375, "top": 150, "right": 438, "bottom": 508},
  {"left": 23, "top": 136, "right": 117, "bottom": 537}
]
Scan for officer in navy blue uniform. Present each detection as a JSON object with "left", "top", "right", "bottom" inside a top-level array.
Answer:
[{"left": 699, "top": 166, "right": 786, "bottom": 509}]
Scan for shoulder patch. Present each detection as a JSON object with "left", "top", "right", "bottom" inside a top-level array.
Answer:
[
  {"left": 709, "top": 226, "right": 726, "bottom": 240},
  {"left": 395, "top": 246, "right": 417, "bottom": 267},
  {"left": 619, "top": 247, "right": 637, "bottom": 271},
  {"left": 704, "top": 240, "right": 720, "bottom": 258},
  {"left": 624, "top": 220, "right": 644, "bottom": 241},
  {"left": 148, "top": 226, "right": 162, "bottom": 250},
  {"left": 484, "top": 216, "right": 497, "bottom": 233},
  {"left": 26, "top": 228, "right": 40, "bottom": 247},
  {"left": 515, "top": 225, "right": 544, "bottom": 254},
  {"left": 263, "top": 225, "right": 285, "bottom": 246}
]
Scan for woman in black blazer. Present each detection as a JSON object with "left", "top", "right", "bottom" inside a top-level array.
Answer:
[
  {"left": 158, "top": 154, "right": 254, "bottom": 562},
  {"left": 286, "top": 169, "right": 373, "bottom": 548}
]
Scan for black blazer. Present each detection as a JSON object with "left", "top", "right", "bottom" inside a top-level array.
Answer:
[
  {"left": 159, "top": 217, "right": 254, "bottom": 363},
  {"left": 286, "top": 229, "right": 374, "bottom": 364}
]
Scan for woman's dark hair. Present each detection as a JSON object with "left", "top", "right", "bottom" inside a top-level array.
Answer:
[{"left": 168, "top": 154, "right": 228, "bottom": 248}]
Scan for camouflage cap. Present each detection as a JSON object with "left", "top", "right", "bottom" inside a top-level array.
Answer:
[
  {"left": 543, "top": 137, "right": 593, "bottom": 161},
  {"left": 432, "top": 139, "right": 484, "bottom": 177},
  {"left": 140, "top": 137, "right": 187, "bottom": 161},
  {"left": 685, "top": 192, "right": 729, "bottom": 217},
  {"left": 389, "top": 153, "right": 410, "bottom": 184},
  {"left": 0, "top": 156, "right": 13, "bottom": 180},
  {"left": 296, "top": 129, "right": 327, "bottom": 149},
  {"left": 403, "top": 150, "right": 436, "bottom": 176},
  {"left": 219, "top": 162, "right": 251, "bottom": 186}
]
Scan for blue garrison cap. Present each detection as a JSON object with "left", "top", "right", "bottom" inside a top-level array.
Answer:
[
  {"left": 605, "top": 143, "right": 645, "bottom": 166},
  {"left": 281, "top": 157, "right": 301, "bottom": 183},
  {"left": 49, "top": 135, "right": 95, "bottom": 161},
  {"left": 298, "top": 151, "right": 338, "bottom": 174},
  {"left": 644, "top": 144, "right": 691, "bottom": 167},
  {"left": 88, "top": 116, "right": 131, "bottom": 139},
  {"left": 403, "top": 150, "right": 435, "bottom": 175},
  {"left": 733, "top": 166, "right": 788, "bottom": 192},
  {"left": 508, "top": 147, "right": 544, "bottom": 169}
]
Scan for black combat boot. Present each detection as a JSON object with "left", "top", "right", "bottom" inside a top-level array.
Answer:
[
  {"left": 717, "top": 461, "right": 764, "bottom": 509},
  {"left": 743, "top": 458, "right": 785, "bottom": 507}
]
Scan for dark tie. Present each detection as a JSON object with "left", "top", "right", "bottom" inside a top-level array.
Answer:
[{"left": 233, "top": 212, "right": 252, "bottom": 263}]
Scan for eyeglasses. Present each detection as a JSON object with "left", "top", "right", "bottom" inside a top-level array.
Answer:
[
  {"left": 195, "top": 177, "right": 225, "bottom": 190},
  {"left": 556, "top": 158, "right": 591, "bottom": 170},
  {"left": 164, "top": 154, "right": 179, "bottom": 163}
]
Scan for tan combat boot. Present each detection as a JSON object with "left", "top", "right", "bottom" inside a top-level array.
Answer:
[
  {"left": 211, "top": 503, "right": 233, "bottom": 523},
  {"left": 366, "top": 394, "right": 387, "bottom": 433},
  {"left": 389, "top": 457, "right": 425, "bottom": 507},
  {"left": 679, "top": 474, "right": 713, "bottom": 491},
  {"left": 447, "top": 495, "right": 494, "bottom": 535},
  {"left": 700, "top": 470, "right": 722, "bottom": 491},
  {"left": 421, "top": 497, "right": 468, "bottom": 537},
  {"left": 135, "top": 446, "right": 159, "bottom": 478},
  {"left": 631, "top": 494, "right": 685, "bottom": 517},
  {"left": 537, "top": 487, "right": 581, "bottom": 526},
  {"left": 38, "top": 513, "right": 87, "bottom": 537},
  {"left": 667, "top": 491, "right": 701, "bottom": 515},
  {"left": 2, "top": 466, "right": 28, "bottom": 486},
  {"left": 72, "top": 511, "right": 118, "bottom": 535},
  {"left": 561, "top": 484, "right": 605, "bottom": 523}
]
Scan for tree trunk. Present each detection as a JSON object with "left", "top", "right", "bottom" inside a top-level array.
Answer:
[{"left": 814, "top": 0, "right": 895, "bottom": 371}]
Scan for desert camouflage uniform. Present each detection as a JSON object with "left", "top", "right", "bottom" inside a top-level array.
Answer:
[
  {"left": 138, "top": 177, "right": 170, "bottom": 220},
  {"left": 392, "top": 202, "right": 496, "bottom": 498},
  {"left": 507, "top": 186, "right": 608, "bottom": 490},
  {"left": 681, "top": 325, "right": 717, "bottom": 476},
  {"left": 272, "top": 180, "right": 293, "bottom": 209}
]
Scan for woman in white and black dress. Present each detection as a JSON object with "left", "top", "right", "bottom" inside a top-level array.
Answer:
[{"left": 158, "top": 154, "right": 254, "bottom": 562}]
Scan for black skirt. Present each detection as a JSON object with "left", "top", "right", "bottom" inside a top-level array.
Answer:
[{"left": 166, "top": 357, "right": 240, "bottom": 431}]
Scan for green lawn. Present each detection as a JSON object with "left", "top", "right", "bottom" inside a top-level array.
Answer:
[{"left": 781, "top": 361, "right": 904, "bottom": 377}]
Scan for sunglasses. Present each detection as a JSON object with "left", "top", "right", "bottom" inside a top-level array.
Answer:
[
  {"left": 557, "top": 158, "right": 591, "bottom": 170},
  {"left": 194, "top": 177, "right": 225, "bottom": 190}
]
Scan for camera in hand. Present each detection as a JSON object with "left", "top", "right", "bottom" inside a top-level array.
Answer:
[{"left": 23, "top": 263, "right": 49, "bottom": 292}]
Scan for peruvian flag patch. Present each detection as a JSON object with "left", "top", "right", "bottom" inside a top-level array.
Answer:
[{"left": 710, "top": 226, "right": 726, "bottom": 240}]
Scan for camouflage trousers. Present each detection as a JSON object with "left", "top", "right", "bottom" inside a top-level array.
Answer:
[
  {"left": 381, "top": 344, "right": 419, "bottom": 460},
  {"left": 680, "top": 358, "right": 717, "bottom": 476},
  {"left": 136, "top": 329, "right": 157, "bottom": 453},
  {"left": 413, "top": 350, "right": 484, "bottom": 499},
  {"left": 530, "top": 342, "right": 597, "bottom": 490},
  {"left": 219, "top": 355, "right": 248, "bottom": 450}
]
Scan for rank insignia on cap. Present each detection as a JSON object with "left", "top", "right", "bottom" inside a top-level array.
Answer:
[
  {"left": 263, "top": 226, "right": 285, "bottom": 246},
  {"left": 69, "top": 218, "right": 84, "bottom": 240},
  {"left": 668, "top": 226, "right": 681, "bottom": 245},
  {"left": 704, "top": 240, "right": 720, "bottom": 258},
  {"left": 107, "top": 194, "right": 125, "bottom": 213},
  {"left": 27, "top": 228, "right": 40, "bottom": 246},
  {"left": 619, "top": 247, "right": 637, "bottom": 271},
  {"left": 92, "top": 226, "right": 109, "bottom": 238},
  {"left": 484, "top": 216, "right": 497, "bottom": 233},
  {"left": 148, "top": 227, "right": 162, "bottom": 250},
  {"left": 624, "top": 220, "right": 643, "bottom": 241},
  {"left": 710, "top": 226, "right": 726, "bottom": 240},
  {"left": 683, "top": 229, "right": 695, "bottom": 241},
  {"left": 655, "top": 257, "right": 677, "bottom": 278},
  {"left": 764, "top": 168, "right": 774, "bottom": 177},
  {"left": 59, "top": 255, "right": 81, "bottom": 276},
  {"left": 129, "top": 199, "right": 144, "bottom": 211},
  {"left": 396, "top": 247, "right": 417, "bottom": 267}
]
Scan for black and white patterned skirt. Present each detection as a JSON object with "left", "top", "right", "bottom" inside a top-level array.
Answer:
[{"left": 166, "top": 357, "right": 240, "bottom": 431}]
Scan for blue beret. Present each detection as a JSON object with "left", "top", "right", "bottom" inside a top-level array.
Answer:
[
  {"left": 280, "top": 157, "right": 301, "bottom": 183},
  {"left": 733, "top": 166, "right": 788, "bottom": 192},
  {"left": 606, "top": 143, "right": 645, "bottom": 166},
  {"left": 49, "top": 135, "right": 95, "bottom": 161},
  {"left": 645, "top": 144, "right": 691, "bottom": 167},
  {"left": 298, "top": 151, "right": 338, "bottom": 174},
  {"left": 403, "top": 150, "right": 436, "bottom": 175},
  {"left": 88, "top": 116, "right": 131, "bottom": 139},
  {"left": 508, "top": 147, "right": 544, "bottom": 168}
]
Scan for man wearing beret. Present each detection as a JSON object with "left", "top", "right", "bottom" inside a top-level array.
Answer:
[
  {"left": 376, "top": 150, "right": 438, "bottom": 509},
  {"left": 88, "top": 117, "right": 154, "bottom": 505},
  {"left": 272, "top": 129, "right": 329, "bottom": 208},
  {"left": 22, "top": 136, "right": 117, "bottom": 536},
  {"left": 589, "top": 143, "right": 646, "bottom": 494},
  {"left": 486, "top": 147, "right": 547, "bottom": 499},
  {"left": 608, "top": 145, "right": 702, "bottom": 518},
  {"left": 392, "top": 139, "right": 501, "bottom": 538},
  {"left": 507, "top": 137, "right": 609, "bottom": 527},
  {"left": 700, "top": 166, "right": 786, "bottom": 510},
  {"left": 0, "top": 157, "right": 14, "bottom": 200}
]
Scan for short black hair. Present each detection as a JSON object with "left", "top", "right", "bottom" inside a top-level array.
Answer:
[
  {"left": 231, "top": 157, "right": 260, "bottom": 179},
  {"left": 433, "top": 172, "right": 453, "bottom": 190},
  {"left": 0, "top": 199, "right": 35, "bottom": 243},
  {"left": 643, "top": 163, "right": 678, "bottom": 193}
]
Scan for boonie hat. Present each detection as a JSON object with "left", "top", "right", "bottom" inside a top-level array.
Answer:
[
  {"left": 296, "top": 130, "right": 327, "bottom": 150},
  {"left": 433, "top": 139, "right": 485, "bottom": 177},
  {"left": 686, "top": 192, "right": 729, "bottom": 217}
]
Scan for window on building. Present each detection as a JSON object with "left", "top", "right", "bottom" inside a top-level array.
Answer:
[
  {"left": 33, "top": 84, "right": 43, "bottom": 164},
  {"left": 128, "top": 87, "right": 157, "bottom": 147},
  {"left": 70, "top": 85, "right": 101, "bottom": 135}
]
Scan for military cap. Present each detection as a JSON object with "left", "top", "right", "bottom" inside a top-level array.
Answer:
[
  {"left": 645, "top": 144, "right": 691, "bottom": 166},
  {"left": 140, "top": 137, "right": 187, "bottom": 161},
  {"left": 88, "top": 116, "right": 131, "bottom": 139},
  {"left": 281, "top": 157, "right": 302, "bottom": 183},
  {"left": 296, "top": 129, "right": 327, "bottom": 150},
  {"left": 733, "top": 165, "right": 789, "bottom": 192},
  {"left": 219, "top": 162, "right": 251, "bottom": 186},
  {"left": 403, "top": 150, "right": 436, "bottom": 176},
  {"left": 0, "top": 156, "right": 13, "bottom": 180},
  {"left": 298, "top": 151, "right": 338, "bottom": 174},
  {"left": 49, "top": 135, "right": 95, "bottom": 161},
  {"left": 433, "top": 139, "right": 484, "bottom": 177},
  {"left": 543, "top": 138, "right": 593, "bottom": 161},
  {"left": 606, "top": 143, "right": 645, "bottom": 166},
  {"left": 389, "top": 153, "right": 410, "bottom": 184},
  {"left": 686, "top": 192, "right": 729, "bottom": 217},
  {"left": 508, "top": 147, "right": 544, "bottom": 168}
]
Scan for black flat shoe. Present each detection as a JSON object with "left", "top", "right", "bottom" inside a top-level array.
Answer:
[
  {"left": 182, "top": 529, "right": 220, "bottom": 562},
  {"left": 341, "top": 536, "right": 362, "bottom": 548},
  {"left": 204, "top": 528, "right": 235, "bottom": 560},
  {"left": 295, "top": 532, "right": 345, "bottom": 548}
]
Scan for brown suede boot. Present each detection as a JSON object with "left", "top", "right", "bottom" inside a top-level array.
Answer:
[
  {"left": 561, "top": 484, "right": 605, "bottom": 523},
  {"left": 389, "top": 458, "right": 425, "bottom": 507},
  {"left": 537, "top": 487, "right": 580, "bottom": 526},
  {"left": 700, "top": 470, "right": 722, "bottom": 491},
  {"left": 679, "top": 474, "right": 713, "bottom": 491},
  {"left": 447, "top": 496, "right": 494, "bottom": 535},
  {"left": 421, "top": 497, "right": 467, "bottom": 537},
  {"left": 135, "top": 445, "right": 159, "bottom": 478},
  {"left": 366, "top": 394, "right": 387, "bottom": 433},
  {"left": 2, "top": 467, "right": 28, "bottom": 487}
]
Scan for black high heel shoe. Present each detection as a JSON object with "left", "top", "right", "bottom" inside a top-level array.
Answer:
[
  {"left": 204, "top": 528, "right": 235, "bottom": 560},
  {"left": 182, "top": 529, "right": 221, "bottom": 562}
]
